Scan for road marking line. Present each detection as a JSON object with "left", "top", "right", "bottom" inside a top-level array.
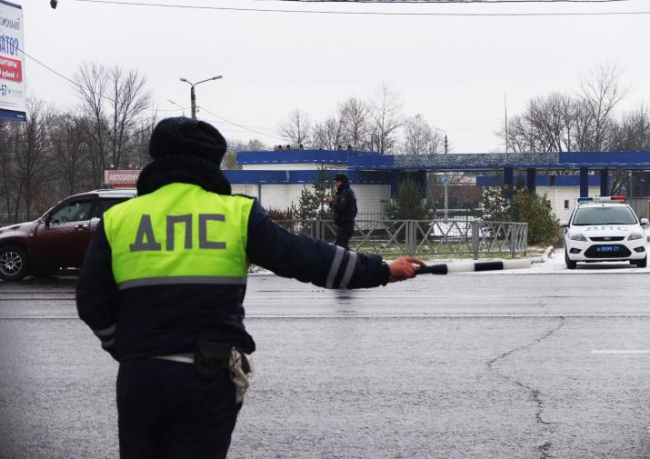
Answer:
[
  {"left": 592, "top": 350, "right": 650, "bottom": 354},
  {"left": 246, "top": 314, "right": 650, "bottom": 319}
]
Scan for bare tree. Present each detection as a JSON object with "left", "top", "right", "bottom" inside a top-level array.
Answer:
[
  {"left": 107, "top": 66, "right": 151, "bottom": 169},
  {"left": 400, "top": 114, "right": 445, "bottom": 154},
  {"left": 502, "top": 67, "right": 634, "bottom": 197},
  {"left": 0, "top": 121, "right": 16, "bottom": 222},
  {"left": 50, "top": 112, "right": 93, "bottom": 196},
  {"left": 609, "top": 106, "right": 650, "bottom": 151},
  {"left": 246, "top": 139, "right": 268, "bottom": 151},
  {"left": 339, "top": 97, "right": 370, "bottom": 148},
  {"left": 578, "top": 64, "right": 627, "bottom": 151},
  {"left": 74, "top": 62, "right": 152, "bottom": 187},
  {"left": 126, "top": 117, "right": 157, "bottom": 169},
  {"left": 278, "top": 108, "right": 311, "bottom": 146},
  {"left": 504, "top": 67, "right": 626, "bottom": 155},
  {"left": 505, "top": 93, "right": 578, "bottom": 153},
  {"left": 312, "top": 117, "right": 345, "bottom": 150},
  {"left": 607, "top": 106, "right": 650, "bottom": 194},
  {"left": 11, "top": 100, "right": 55, "bottom": 220},
  {"left": 75, "top": 62, "right": 109, "bottom": 187},
  {"left": 368, "top": 84, "right": 403, "bottom": 155}
]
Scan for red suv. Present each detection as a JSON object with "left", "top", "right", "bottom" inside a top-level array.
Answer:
[{"left": 0, "top": 189, "right": 136, "bottom": 281}]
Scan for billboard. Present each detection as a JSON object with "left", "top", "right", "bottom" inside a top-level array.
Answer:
[{"left": 0, "top": 0, "right": 25, "bottom": 122}]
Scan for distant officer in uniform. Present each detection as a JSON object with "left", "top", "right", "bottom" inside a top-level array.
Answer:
[
  {"left": 328, "top": 173, "right": 357, "bottom": 250},
  {"left": 76, "top": 117, "right": 424, "bottom": 459}
]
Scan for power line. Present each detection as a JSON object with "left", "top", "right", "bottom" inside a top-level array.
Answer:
[
  {"left": 3, "top": 32, "right": 278, "bottom": 141},
  {"left": 70, "top": 0, "right": 650, "bottom": 16},
  {"left": 0, "top": 34, "right": 192, "bottom": 115},
  {"left": 198, "top": 107, "right": 286, "bottom": 141}
]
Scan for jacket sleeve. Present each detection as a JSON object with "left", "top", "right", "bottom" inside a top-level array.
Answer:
[
  {"left": 75, "top": 220, "right": 118, "bottom": 359},
  {"left": 246, "top": 199, "right": 390, "bottom": 289}
]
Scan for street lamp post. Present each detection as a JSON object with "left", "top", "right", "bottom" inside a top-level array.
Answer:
[
  {"left": 179, "top": 75, "right": 223, "bottom": 119},
  {"left": 432, "top": 126, "right": 449, "bottom": 154}
]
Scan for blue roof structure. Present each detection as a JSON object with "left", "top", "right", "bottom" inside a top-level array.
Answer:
[
  {"left": 237, "top": 150, "right": 650, "bottom": 171},
  {"left": 223, "top": 169, "right": 391, "bottom": 185},
  {"left": 237, "top": 150, "right": 349, "bottom": 165}
]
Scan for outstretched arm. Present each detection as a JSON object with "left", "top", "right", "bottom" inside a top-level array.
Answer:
[{"left": 247, "top": 199, "right": 392, "bottom": 289}]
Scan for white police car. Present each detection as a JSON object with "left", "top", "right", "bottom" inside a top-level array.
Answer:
[{"left": 561, "top": 197, "right": 649, "bottom": 269}]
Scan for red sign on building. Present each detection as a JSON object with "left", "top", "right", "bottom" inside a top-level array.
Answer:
[
  {"left": 104, "top": 170, "right": 141, "bottom": 188},
  {"left": 0, "top": 56, "right": 22, "bottom": 83}
]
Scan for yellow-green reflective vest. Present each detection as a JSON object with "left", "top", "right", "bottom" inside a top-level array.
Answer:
[{"left": 103, "top": 183, "right": 253, "bottom": 290}]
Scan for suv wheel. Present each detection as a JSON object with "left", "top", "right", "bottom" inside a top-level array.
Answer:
[
  {"left": 635, "top": 256, "right": 647, "bottom": 268},
  {"left": 0, "top": 246, "right": 30, "bottom": 281},
  {"left": 565, "top": 250, "right": 577, "bottom": 270}
]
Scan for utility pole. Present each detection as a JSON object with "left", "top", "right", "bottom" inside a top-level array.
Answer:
[
  {"left": 504, "top": 93, "right": 509, "bottom": 154},
  {"left": 180, "top": 75, "right": 223, "bottom": 119}
]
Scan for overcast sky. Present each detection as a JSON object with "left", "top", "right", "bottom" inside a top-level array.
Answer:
[{"left": 19, "top": 0, "right": 650, "bottom": 152}]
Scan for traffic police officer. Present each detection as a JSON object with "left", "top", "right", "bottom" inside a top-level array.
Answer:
[{"left": 76, "top": 117, "right": 424, "bottom": 459}]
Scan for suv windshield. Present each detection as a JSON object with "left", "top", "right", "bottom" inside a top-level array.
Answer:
[{"left": 572, "top": 206, "right": 638, "bottom": 226}]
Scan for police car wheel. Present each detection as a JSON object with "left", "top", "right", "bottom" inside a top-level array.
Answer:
[
  {"left": 565, "top": 250, "right": 577, "bottom": 270},
  {"left": 0, "top": 246, "right": 30, "bottom": 281},
  {"left": 634, "top": 256, "right": 647, "bottom": 268}
]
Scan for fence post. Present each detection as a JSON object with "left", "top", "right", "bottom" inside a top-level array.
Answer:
[
  {"left": 523, "top": 224, "right": 528, "bottom": 256},
  {"left": 406, "top": 221, "right": 410, "bottom": 256},
  {"left": 510, "top": 223, "right": 517, "bottom": 258},
  {"left": 471, "top": 220, "right": 479, "bottom": 260}
]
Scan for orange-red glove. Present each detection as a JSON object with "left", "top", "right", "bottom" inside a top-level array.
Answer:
[{"left": 388, "top": 257, "right": 427, "bottom": 282}]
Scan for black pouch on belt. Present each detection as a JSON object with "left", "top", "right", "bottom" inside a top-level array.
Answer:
[{"left": 195, "top": 341, "right": 231, "bottom": 380}]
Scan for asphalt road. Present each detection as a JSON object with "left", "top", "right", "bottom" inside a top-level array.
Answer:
[{"left": 1, "top": 255, "right": 650, "bottom": 459}]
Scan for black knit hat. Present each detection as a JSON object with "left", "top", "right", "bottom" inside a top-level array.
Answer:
[
  {"left": 148, "top": 117, "right": 227, "bottom": 167},
  {"left": 334, "top": 173, "right": 348, "bottom": 182}
]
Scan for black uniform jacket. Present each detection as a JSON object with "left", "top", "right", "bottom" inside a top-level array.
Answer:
[
  {"left": 331, "top": 179, "right": 357, "bottom": 226},
  {"left": 76, "top": 156, "right": 390, "bottom": 362}
]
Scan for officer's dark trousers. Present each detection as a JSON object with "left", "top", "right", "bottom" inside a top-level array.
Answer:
[
  {"left": 334, "top": 223, "right": 354, "bottom": 250},
  {"left": 117, "top": 359, "right": 241, "bottom": 459}
]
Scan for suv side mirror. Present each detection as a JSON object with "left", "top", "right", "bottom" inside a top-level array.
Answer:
[
  {"left": 641, "top": 218, "right": 649, "bottom": 228},
  {"left": 559, "top": 220, "right": 568, "bottom": 227}
]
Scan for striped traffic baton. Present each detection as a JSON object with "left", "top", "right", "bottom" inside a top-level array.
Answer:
[{"left": 414, "top": 258, "right": 532, "bottom": 275}]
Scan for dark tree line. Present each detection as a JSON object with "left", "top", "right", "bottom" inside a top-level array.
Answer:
[{"left": 0, "top": 63, "right": 155, "bottom": 224}]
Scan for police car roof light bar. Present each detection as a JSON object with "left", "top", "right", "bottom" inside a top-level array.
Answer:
[{"left": 577, "top": 196, "right": 626, "bottom": 203}]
